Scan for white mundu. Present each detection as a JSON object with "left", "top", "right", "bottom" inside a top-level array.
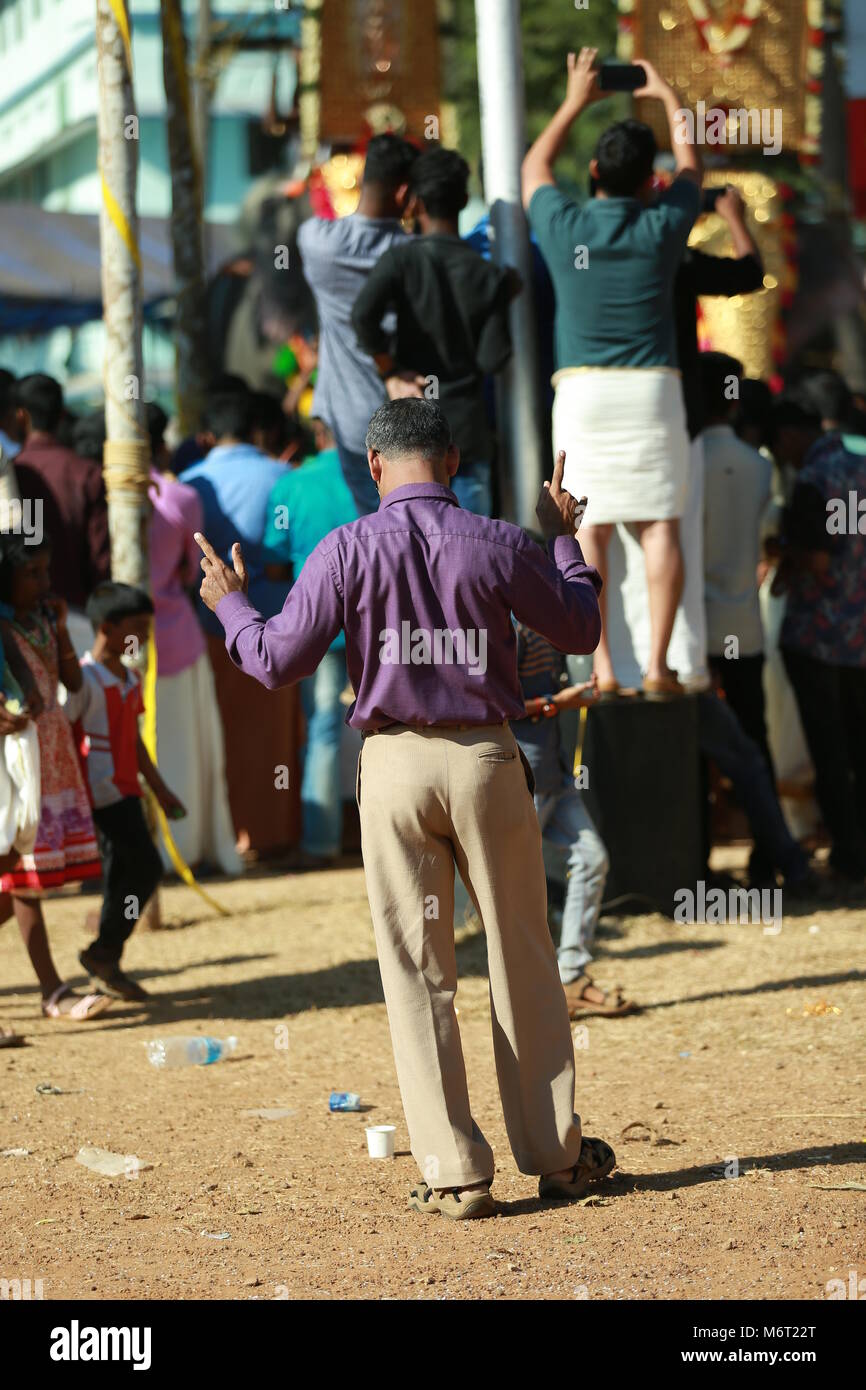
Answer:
[{"left": 553, "top": 366, "right": 690, "bottom": 527}]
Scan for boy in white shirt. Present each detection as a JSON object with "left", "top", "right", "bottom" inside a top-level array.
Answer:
[{"left": 64, "top": 583, "right": 184, "bottom": 1001}]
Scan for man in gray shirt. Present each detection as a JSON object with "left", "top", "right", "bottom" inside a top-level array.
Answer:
[{"left": 297, "top": 134, "right": 419, "bottom": 515}]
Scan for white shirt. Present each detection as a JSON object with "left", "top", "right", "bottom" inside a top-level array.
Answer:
[
  {"left": 61, "top": 655, "right": 143, "bottom": 809},
  {"left": 702, "top": 424, "right": 772, "bottom": 658}
]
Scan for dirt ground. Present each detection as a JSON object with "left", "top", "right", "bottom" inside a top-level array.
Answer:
[{"left": 1, "top": 853, "right": 864, "bottom": 1302}]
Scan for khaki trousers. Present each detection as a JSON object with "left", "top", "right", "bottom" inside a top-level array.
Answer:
[{"left": 357, "top": 723, "right": 583, "bottom": 1188}]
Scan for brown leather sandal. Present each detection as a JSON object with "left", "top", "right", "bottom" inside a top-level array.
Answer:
[
  {"left": 538, "top": 1136, "right": 617, "bottom": 1200},
  {"left": 563, "top": 973, "right": 640, "bottom": 1019},
  {"left": 642, "top": 675, "right": 684, "bottom": 700}
]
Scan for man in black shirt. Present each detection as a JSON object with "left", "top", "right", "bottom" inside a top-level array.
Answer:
[
  {"left": 674, "top": 186, "right": 764, "bottom": 440},
  {"left": 351, "top": 148, "right": 518, "bottom": 516}
]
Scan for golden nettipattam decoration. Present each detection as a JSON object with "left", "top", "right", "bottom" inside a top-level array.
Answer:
[
  {"left": 311, "top": 0, "right": 441, "bottom": 146},
  {"left": 689, "top": 169, "right": 795, "bottom": 380},
  {"left": 617, "top": 0, "right": 824, "bottom": 159}
]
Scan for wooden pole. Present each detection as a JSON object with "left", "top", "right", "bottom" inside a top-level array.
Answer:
[
  {"left": 96, "top": 0, "right": 150, "bottom": 583},
  {"left": 161, "top": 0, "right": 209, "bottom": 437},
  {"left": 96, "top": 0, "right": 160, "bottom": 926}
]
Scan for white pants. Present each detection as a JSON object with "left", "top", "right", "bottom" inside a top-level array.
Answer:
[{"left": 154, "top": 652, "right": 242, "bottom": 875}]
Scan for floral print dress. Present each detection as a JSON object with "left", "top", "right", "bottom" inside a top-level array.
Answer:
[{"left": 0, "top": 625, "right": 100, "bottom": 892}]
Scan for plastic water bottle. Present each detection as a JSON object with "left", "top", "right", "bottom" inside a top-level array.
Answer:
[
  {"left": 329, "top": 1091, "right": 361, "bottom": 1112},
  {"left": 146, "top": 1036, "right": 238, "bottom": 1068}
]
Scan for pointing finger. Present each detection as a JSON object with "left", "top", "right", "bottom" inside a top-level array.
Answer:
[{"left": 194, "top": 531, "right": 223, "bottom": 568}]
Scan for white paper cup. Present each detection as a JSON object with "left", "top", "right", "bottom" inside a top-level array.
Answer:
[{"left": 365, "top": 1124, "right": 396, "bottom": 1159}]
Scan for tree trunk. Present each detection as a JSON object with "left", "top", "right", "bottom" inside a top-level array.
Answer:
[
  {"left": 162, "top": 0, "right": 210, "bottom": 437},
  {"left": 193, "top": 0, "right": 212, "bottom": 192},
  {"left": 96, "top": 0, "right": 150, "bottom": 589},
  {"left": 96, "top": 0, "right": 159, "bottom": 928}
]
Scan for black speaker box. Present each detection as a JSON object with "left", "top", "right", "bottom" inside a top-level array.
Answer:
[{"left": 581, "top": 695, "right": 703, "bottom": 917}]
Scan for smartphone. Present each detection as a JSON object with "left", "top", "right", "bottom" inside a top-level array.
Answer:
[
  {"left": 598, "top": 62, "right": 647, "bottom": 93},
  {"left": 702, "top": 186, "right": 724, "bottom": 213}
]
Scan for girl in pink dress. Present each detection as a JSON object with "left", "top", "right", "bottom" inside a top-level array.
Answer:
[{"left": 0, "top": 534, "right": 108, "bottom": 1021}]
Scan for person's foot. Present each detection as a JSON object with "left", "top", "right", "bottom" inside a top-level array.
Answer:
[
  {"left": 407, "top": 1180, "right": 496, "bottom": 1220},
  {"left": 79, "top": 949, "right": 150, "bottom": 1003},
  {"left": 539, "top": 1136, "right": 616, "bottom": 1200},
  {"left": 643, "top": 667, "right": 683, "bottom": 699},
  {"left": 562, "top": 973, "right": 639, "bottom": 1018},
  {"left": 0, "top": 1025, "right": 25, "bottom": 1048},
  {"left": 41, "top": 984, "right": 112, "bottom": 1020},
  {"left": 782, "top": 869, "right": 824, "bottom": 902},
  {"left": 828, "top": 851, "right": 866, "bottom": 882}
]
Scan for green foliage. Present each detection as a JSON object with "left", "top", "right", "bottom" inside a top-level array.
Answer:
[{"left": 443, "top": 0, "right": 625, "bottom": 196}]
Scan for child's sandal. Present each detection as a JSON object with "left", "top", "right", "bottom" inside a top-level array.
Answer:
[{"left": 41, "top": 985, "right": 112, "bottom": 1021}]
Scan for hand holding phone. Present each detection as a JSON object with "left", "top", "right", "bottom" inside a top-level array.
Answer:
[{"left": 565, "top": 47, "right": 601, "bottom": 112}]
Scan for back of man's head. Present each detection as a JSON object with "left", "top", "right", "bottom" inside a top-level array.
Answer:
[
  {"left": 203, "top": 387, "right": 255, "bottom": 444},
  {"left": 146, "top": 401, "right": 168, "bottom": 458},
  {"left": 409, "top": 148, "right": 470, "bottom": 220},
  {"left": 734, "top": 377, "right": 774, "bottom": 448},
  {"left": 593, "top": 120, "right": 657, "bottom": 197},
  {"left": 793, "top": 369, "right": 853, "bottom": 429},
  {"left": 363, "top": 133, "right": 419, "bottom": 192},
  {"left": 17, "top": 373, "right": 64, "bottom": 434},
  {"left": 73, "top": 409, "right": 107, "bottom": 463},
  {"left": 366, "top": 398, "right": 452, "bottom": 464},
  {"left": 770, "top": 395, "right": 822, "bottom": 468},
  {"left": 699, "top": 351, "right": 743, "bottom": 424}
]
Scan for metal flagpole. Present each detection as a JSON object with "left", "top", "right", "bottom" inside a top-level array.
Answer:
[{"left": 474, "top": 0, "right": 544, "bottom": 528}]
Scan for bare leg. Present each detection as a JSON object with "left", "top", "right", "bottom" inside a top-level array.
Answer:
[
  {"left": 12, "top": 896, "right": 63, "bottom": 999},
  {"left": 635, "top": 518, "right": 683, "bottom": 683},
  {"left": 576, "top": 522, "right": 616, "bottom": 686}
]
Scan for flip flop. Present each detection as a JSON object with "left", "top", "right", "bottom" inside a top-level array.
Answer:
[
  {"left": 564, "top": 974, "right": 640, "bottom": 1019},
  {"left": 407, "top": 1182, "right": 496, "bottom": 1220},
  {"left": 642, "top": 675, "right": 684, "bottom": 700},
  {"left": 596, "top": 681, "right": 641, "bottom": 702},
  {"left": 538, "top": 1136, "right": 617, "bottom": 1201},
  {"left": 41, "top": 985, "right": 112, "bottom": 1021},
  {"left": 0, "top": 1026, "right": 25, "bottom": 1049}
]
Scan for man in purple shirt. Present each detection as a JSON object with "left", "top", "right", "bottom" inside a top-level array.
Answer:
[{"left": 196, "top": 399, "right": 615, "bottom": 1218}]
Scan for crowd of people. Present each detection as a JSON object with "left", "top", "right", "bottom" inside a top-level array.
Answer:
[{"left": 1, "top": 42, "right": 865, "bottom": 1212}]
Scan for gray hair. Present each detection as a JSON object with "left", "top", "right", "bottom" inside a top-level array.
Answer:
[{"left": 365, "top": 398, "right": 452, "bottom": 462}]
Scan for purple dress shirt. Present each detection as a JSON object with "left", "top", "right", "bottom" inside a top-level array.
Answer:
[{"left": 215, "top": 482, "right": 601, "bottom": 731}]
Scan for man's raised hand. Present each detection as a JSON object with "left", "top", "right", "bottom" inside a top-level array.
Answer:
[
  {"left": 195, "top": 532, "right": 249, "bottom": 613},
  {"left": 536, "top": 451, "right": 587, "bottom": 541},
  {"left": 564, "top": 48, "right": 600, "bottom": 114}
]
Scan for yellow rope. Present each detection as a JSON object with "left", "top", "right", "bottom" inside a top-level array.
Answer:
[
  {"left": 573, "top": 704, "right": 588, "bottom": 779},
  {"left": 108, "top": 0, "right": 134, "bottom": 76},
  {"left": 100, "top": 175, "right": 142, "bottom": 273},
  {"left": 142, "top": 633, "right": 230, "bottom": 918},
  {"left": 102, "top": 438, "right": 150, "bottom": 495}
]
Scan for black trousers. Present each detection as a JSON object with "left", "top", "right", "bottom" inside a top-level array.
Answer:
[
  {"left": 91, "top": 797, "right": 163, "bottom": 961},
  {"left": 781, "top": 647, "right": 866, "bottom": 872},
  {"left": 708, "top": 653, "right": 774, "bottom": 776}
]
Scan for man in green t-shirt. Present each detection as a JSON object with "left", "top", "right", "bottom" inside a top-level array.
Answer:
[{"left": 521, "top": 50, "right": 701, "bottom": 700}]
